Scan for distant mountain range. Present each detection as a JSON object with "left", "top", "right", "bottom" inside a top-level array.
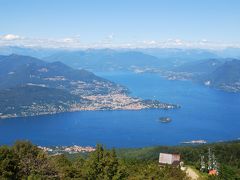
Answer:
[
  {"left": 173, "top": 58, "right": 224, "bottom": 74},
  {"left": 139, "top": 48, "right": 219, "bottom": 62},
  {"left": 0, "top": 46, "right": 60, "bottom": 58},
  {"left": 1, "top": 46, "right": 240, "bottom": 72},
  {"left": 42, "top": 48, "right": 232, "bottom": 72},
  {"left": 0, "top": 54, "right": 178, "bottom": 119},
  {"left": 0, "top": 46, "right": 240, "bottom": 93},
  {"left": 169, "top": 58, "right": 240, "bottom": 92},
  {"left": 204, "top": 59, "right": 240, "bottom": 92},
  {"left": 43, "top": 49, "right": 171, "bottom": 71}
]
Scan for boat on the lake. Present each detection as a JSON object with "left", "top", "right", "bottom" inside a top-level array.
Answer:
[{"left": 159, "top": 117, "right": 172, "bottom": 123}]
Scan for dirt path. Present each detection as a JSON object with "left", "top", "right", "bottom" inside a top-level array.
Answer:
[{"left": 186, "top": 167, "right": 199, "bottom": 180}]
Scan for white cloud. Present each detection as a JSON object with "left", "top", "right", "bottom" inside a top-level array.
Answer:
[
  {"left": 143, "top": 40, "right": 157, "bottom": 45},
  {"left": 1, "top": 34, "right": 22, "bottom": 40},
  {"left": 0, "top": 33, "right": 240, "bottom": 49},
  {"left": 62, "top": 38, "right": 74, "bottom": 43},
  {"left": 201, "top": 39, "right": 208, "bottom": 43},
  {"left": 174, "top": 39, "right": 183, "bottom": 45}
]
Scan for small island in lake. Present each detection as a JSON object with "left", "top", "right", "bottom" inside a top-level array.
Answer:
[
  {"left": 159, "top": 117, "right": 172, "bottom": 123},
  {"left": 181, "top": 140, "right": 207, "bottom": 144}
]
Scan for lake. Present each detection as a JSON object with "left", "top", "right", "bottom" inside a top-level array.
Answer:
[{"left": 1, "top": 72, "right": 240, "bottom": 148}]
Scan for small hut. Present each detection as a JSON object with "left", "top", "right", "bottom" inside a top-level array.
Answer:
[{"left": 159, "top": 153, "right": 181, "bottom": 166}]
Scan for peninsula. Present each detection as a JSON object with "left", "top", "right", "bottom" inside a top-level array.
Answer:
[{"left": 0, "top": 54, "right": 179, "bottom": 119}]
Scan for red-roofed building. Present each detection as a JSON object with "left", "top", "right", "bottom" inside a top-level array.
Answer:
[{"left": 209, "top": 169, "right": 218, "bottom": 175}]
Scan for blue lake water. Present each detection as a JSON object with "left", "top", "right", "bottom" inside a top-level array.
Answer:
[{"left": 1, "top": 72, "right": 240, "bottom": 148}]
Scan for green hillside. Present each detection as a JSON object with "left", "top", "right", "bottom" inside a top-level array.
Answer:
[{"left": 0, "top": 141, "right": 240, "bottom": 179}]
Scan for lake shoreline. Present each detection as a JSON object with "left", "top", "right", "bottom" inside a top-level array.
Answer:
[{"left": 1, "top": 72, "right": 239, "bottom": 148}]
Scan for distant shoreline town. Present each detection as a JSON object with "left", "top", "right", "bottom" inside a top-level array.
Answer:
[
  {"left": 0, "top": 94, "right": 180, "bottom": 119},
  {"left": 37, "top": 140, "right": 207, "bottom": 156},
  {"left": 38, "top": 145, "right": 96, "bottom": 155}
]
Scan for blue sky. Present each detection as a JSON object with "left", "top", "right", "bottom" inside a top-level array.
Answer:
[{"left": 0, "top": 0, "right": 240, "bottom": 48}]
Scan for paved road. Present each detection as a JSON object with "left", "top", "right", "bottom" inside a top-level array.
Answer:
[{"left": 186, "top": 167, "right": 199, "bottom": 180}]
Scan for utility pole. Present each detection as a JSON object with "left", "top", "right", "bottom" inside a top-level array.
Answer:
[
  {"left": 212, "top": 152, "right": 219, "bottom": 175},
  {"left": 200, "top": 155, "right": 206, "bottom": 172},
  {"left": 208, "top": 148, "right": 212, "bottom": 171}
]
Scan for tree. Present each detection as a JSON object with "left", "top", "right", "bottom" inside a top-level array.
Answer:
[
  {"left": 0, "top": 146, "right": 18, "bottom": 179},
  {"left": 83, "top": 144, "right": 127, "bottom": 180},
  {"left": 12, "top": 141, "right": 58, "bottom": 179}
]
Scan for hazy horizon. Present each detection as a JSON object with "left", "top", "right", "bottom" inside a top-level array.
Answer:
[{"left": 1, "top": 0, "right": 240, "bottom": 49}]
